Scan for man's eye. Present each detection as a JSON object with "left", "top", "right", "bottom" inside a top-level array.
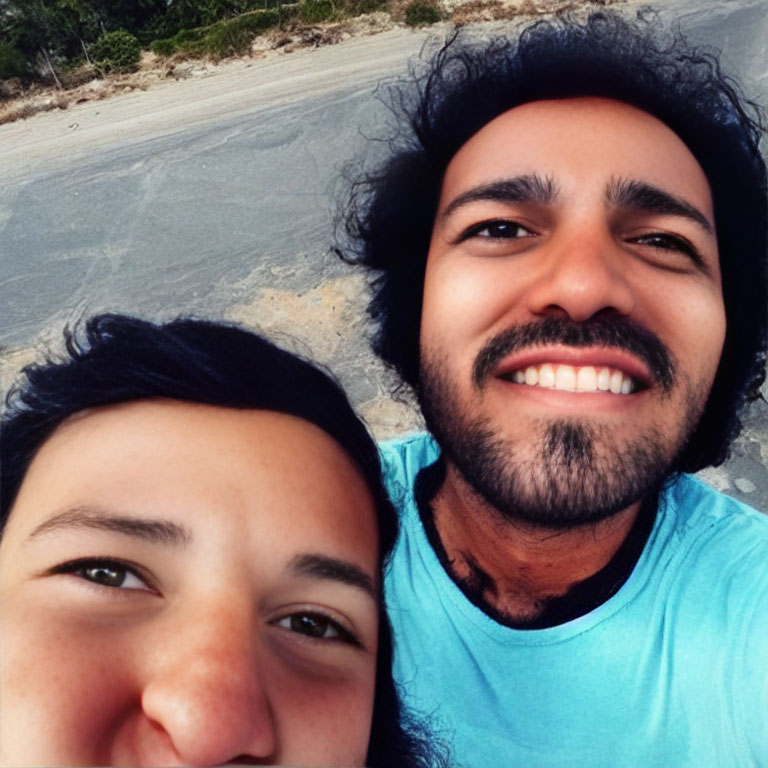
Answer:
[
  {"left": 51, "top": 558, "right": 151, "bottom": 591},
  {"left": 274, "top": 612, "right": 360, "bottom": 646},
  {"left": 629, "top": 232, "right": 703, "bottom": 265},
  {"left": 459, "top": 220, "right": 535, "bottom": 241}
]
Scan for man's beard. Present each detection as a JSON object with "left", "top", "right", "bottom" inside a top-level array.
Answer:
[{"left": 418, "top": 317, "right": 708, "bottom": 529}]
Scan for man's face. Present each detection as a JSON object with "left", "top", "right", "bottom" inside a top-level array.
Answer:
[
  {"left": 419, "top": 98, "right": 725, "bottom": 527},
  {"left": 0, "top": 401, "right": 379, "bottom": 766}
]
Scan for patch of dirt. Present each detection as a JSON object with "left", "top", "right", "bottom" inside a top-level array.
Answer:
[
  {"left": 0, "top": 346, "right": 38, "bottom": 394},
  {"left": 358, "top": 392, "right": 423, "bottom": 439},
  {"left": 450, "top": 0, "right": 618, "bottom": 25},
  {"left": 225, "top": 274, "right": 368, "bottom": 364},
  {"left": 450, "top": 0, "right": 514, "bottom": 25},
  {"left": 253, "top": 11, "right": 394, "bottom": 53},
  {"left": 224, "top": 273, "right": 422, "bottom": 438},
  {"left": 0, "top": 57, "right": 159, "bottom": 126}
]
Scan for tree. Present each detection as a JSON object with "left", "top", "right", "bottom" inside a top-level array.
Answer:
[
  {"left": 1, "top": 0, "right": 66, "bottom": 87},
  {"left": 0, "top": 0, "right": 166, "bottom": 83},
  {"left": 0, "top": 40, "right": 29, "bottom": 79}
]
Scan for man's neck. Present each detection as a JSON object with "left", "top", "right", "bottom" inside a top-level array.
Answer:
[{"left": 429, "top": 460, "right": 647, "bottom": 625}]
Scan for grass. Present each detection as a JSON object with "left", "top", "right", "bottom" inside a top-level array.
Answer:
[
  {"left": 150, "top": 0, "right": 391, "bottom": 59},
  {"left": 404, "top": 0, "right": 440, "bottom": 25},
  {"left": 151, "top": 8, "right": 289, "bottom": 60},
  {"left": 0, "top": 95, "right": 69, "bottom": 127}
]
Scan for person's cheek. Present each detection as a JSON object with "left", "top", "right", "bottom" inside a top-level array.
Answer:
[
  {"left": 269, "top": 654, "right": 377, "bottom": 765},
  {"left": 0, "top": 610, "right": 137, "bottom": 766}
]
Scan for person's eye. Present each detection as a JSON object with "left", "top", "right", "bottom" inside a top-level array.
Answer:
[
  {"left": 457, "top": 219, "right": 536, "bottom": 242},
  {"left": 627, "top": 232, "right": 704, "bottom": 267},
  {"left": 50, "top": 558, "right": 154, "bottom": 592},
  {"left": 273, "top": 611, "right": 362, "bottom": 647}
]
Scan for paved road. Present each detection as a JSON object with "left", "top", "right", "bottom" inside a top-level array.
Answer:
[
  {"left": 0, "top": 27, "right": 433, "bottom": 346},
  {"left": 1, "top": 0, "right": 766, "bottom": 509}
]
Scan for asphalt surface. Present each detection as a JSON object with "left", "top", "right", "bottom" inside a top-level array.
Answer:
[{"left": 1, "top": 0, "right": 766, "bottom": 510}]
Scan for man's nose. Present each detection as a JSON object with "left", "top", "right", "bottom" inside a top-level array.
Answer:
[
  {"left": 140, "top": 608, "right": 277, "bottom": 766},
  {"left": 524, "top": 224, "right": 635, "bottom": 322}
]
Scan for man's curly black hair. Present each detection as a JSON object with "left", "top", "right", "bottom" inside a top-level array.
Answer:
[{"left": 339, "top": 10, "right": 767, "bottom": 474}]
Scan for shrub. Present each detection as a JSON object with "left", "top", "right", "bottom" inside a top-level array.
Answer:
[
  {"left": 91, "top": 30, "right": 142, "bottom": 73},
  {"left": 404, "top": 0, "right": 440, "bottom": 25},
  {"left": 153, "top": 13, "right": 280, "bottom": 61},
  {"left": 231, "top": 10, "right": 281, "bottom": 33},
  {"left": 301, "top": 0, "right": 334, "bottom": 22},
  {"left": 206, "top": 12, "right": 281, "bottom": 57},
  {"left": 344, "top": 0, "right": 388, "bottom": 13},
  {"left": 203, "top": 23, "right": 256, "bottom": 58},
  {"left": 0, "top": 43, "right": 29, "bottom": 81},
  {"left": 150, "top": 38, "right": 178, "bottom": 57},
  {"left": 174, "top": 28, "right": 207, "bottom": 43}
]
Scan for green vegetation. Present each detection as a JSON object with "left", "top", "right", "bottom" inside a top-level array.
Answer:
[
  {"left": 300, "top": 0, "right": 334, "bottom": 23},
  {"left": 149, "top": 38, "right": 177, "bottom": 57},
  {"left": 297, "top": 0, "right": 387, "bottom": 23},
  {"left": 347, "top": 0, "right": 388, "bottom": 12},
  {"left": 143, "top": 0, "right": 282, "bottom": 39},
  {"left": 404, "top": 0, "right": 440, "bottom": 25},
  {"left": 150, "top": 10, "right": 283, "bottom": 60},
  {"left": 91, "top": 30, "right": 141, "bottom": 72},
  {"left": 0, "top": 41, "right": 29, "bottom": 80},
  {"left": 0, "top": 0, "right": 288, "bottom": 86},
  {"left": 202, "top": 12, "right": 282, "bottom": 58},
  {"left": 0, "top": 0, "right": 395, "bottom": 90},
  {"left": 0, "top": 0, "right": 169, "bottom": 87}
]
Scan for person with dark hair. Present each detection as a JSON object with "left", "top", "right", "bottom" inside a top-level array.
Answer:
[
  {"left": 0, "top": 313, "right": 443, "bottom": 768},
  {"left": 339, "top": 10, "right": 768, "bottom": 767}
]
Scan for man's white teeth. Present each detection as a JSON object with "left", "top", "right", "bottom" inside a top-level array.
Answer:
[{"left": 510, "top": 364, "right": 637, "bottom": 394}]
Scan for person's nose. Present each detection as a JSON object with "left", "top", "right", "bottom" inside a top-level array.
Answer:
[
  {"left": 524, "top": 220, "right": 635, "bottom": 322},
  {"left": 140, "top": 604, "right": 277, "bottom": 767}
]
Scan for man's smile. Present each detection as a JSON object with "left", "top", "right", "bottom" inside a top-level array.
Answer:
[
  {"left": 471, "top": 317, "right": 676, "bottom": 396},
  {"left": 501, "top": 363, "right": 637, "bottom": 394},
  {"left": 494, "top": 347, "right": 653, "bottom": 396}
]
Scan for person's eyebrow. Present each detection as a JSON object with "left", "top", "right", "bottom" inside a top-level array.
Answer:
[
  {"left": 439, "top": 173, "right": 559, "bottom": 221},
  {"left": 26, "top": 506, "right": 192, "bottom": 546},
  {"left": 607, "top": 177, "right": 714, "bottom": 234},
  {"left": 288, "top": 553, "right": 377, "bottom": 599}
]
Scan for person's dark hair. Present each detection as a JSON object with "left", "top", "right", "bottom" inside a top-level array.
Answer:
[
  {"left": 339, "top": 10, "right": 768, "bottom": 473},
  {"left": 0, "top": 313, "right": 444, "bottom": 768}
]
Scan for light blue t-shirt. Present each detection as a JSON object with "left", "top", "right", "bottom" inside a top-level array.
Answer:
[{"left": 381, "top": 433, "right": 768, "bottom": 768}]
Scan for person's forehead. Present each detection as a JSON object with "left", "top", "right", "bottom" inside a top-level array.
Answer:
[
  {"left": 1, "top": 400, "right": 379, "bottom": 555},
  {"left": 440, "top": 97, "right": 713, "bottom": 215}
]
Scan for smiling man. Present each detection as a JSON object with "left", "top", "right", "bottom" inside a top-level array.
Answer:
[{"left": 340, "top": 11, "right": 768, "bottom": 767}]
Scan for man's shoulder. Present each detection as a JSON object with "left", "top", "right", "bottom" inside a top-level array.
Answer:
[
  {"left": 665, "top": 473, "right": 768, "bottom": 534},
  {"left": 378, "top": 432, "right": 440, "bottom": 521},
  {"left": 660, "top": 473, "right": 768, "bottom": 594},
  {"left": 379, "top": 432, "right": 440, "bottom": 483},
  {"left": 662, "top": 474, "right": 768, "bottom": 741}
]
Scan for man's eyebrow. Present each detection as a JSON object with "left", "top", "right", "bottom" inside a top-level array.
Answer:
[
  {"left": 288, "top": 553, "right": 377, "bottom": 599},
  {"left": 439, "top": 174, "right": 559, "bottom": 221},
  {"left": 27, "top": 506, "right": 192, "bottom": 546},
  {"left": 607, "top": 177, "right": 714, "bottom": 234}
]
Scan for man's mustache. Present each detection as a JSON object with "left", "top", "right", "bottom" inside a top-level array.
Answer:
[{"left": 472, "top": 316, "right": 676, "bottom": 393}]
